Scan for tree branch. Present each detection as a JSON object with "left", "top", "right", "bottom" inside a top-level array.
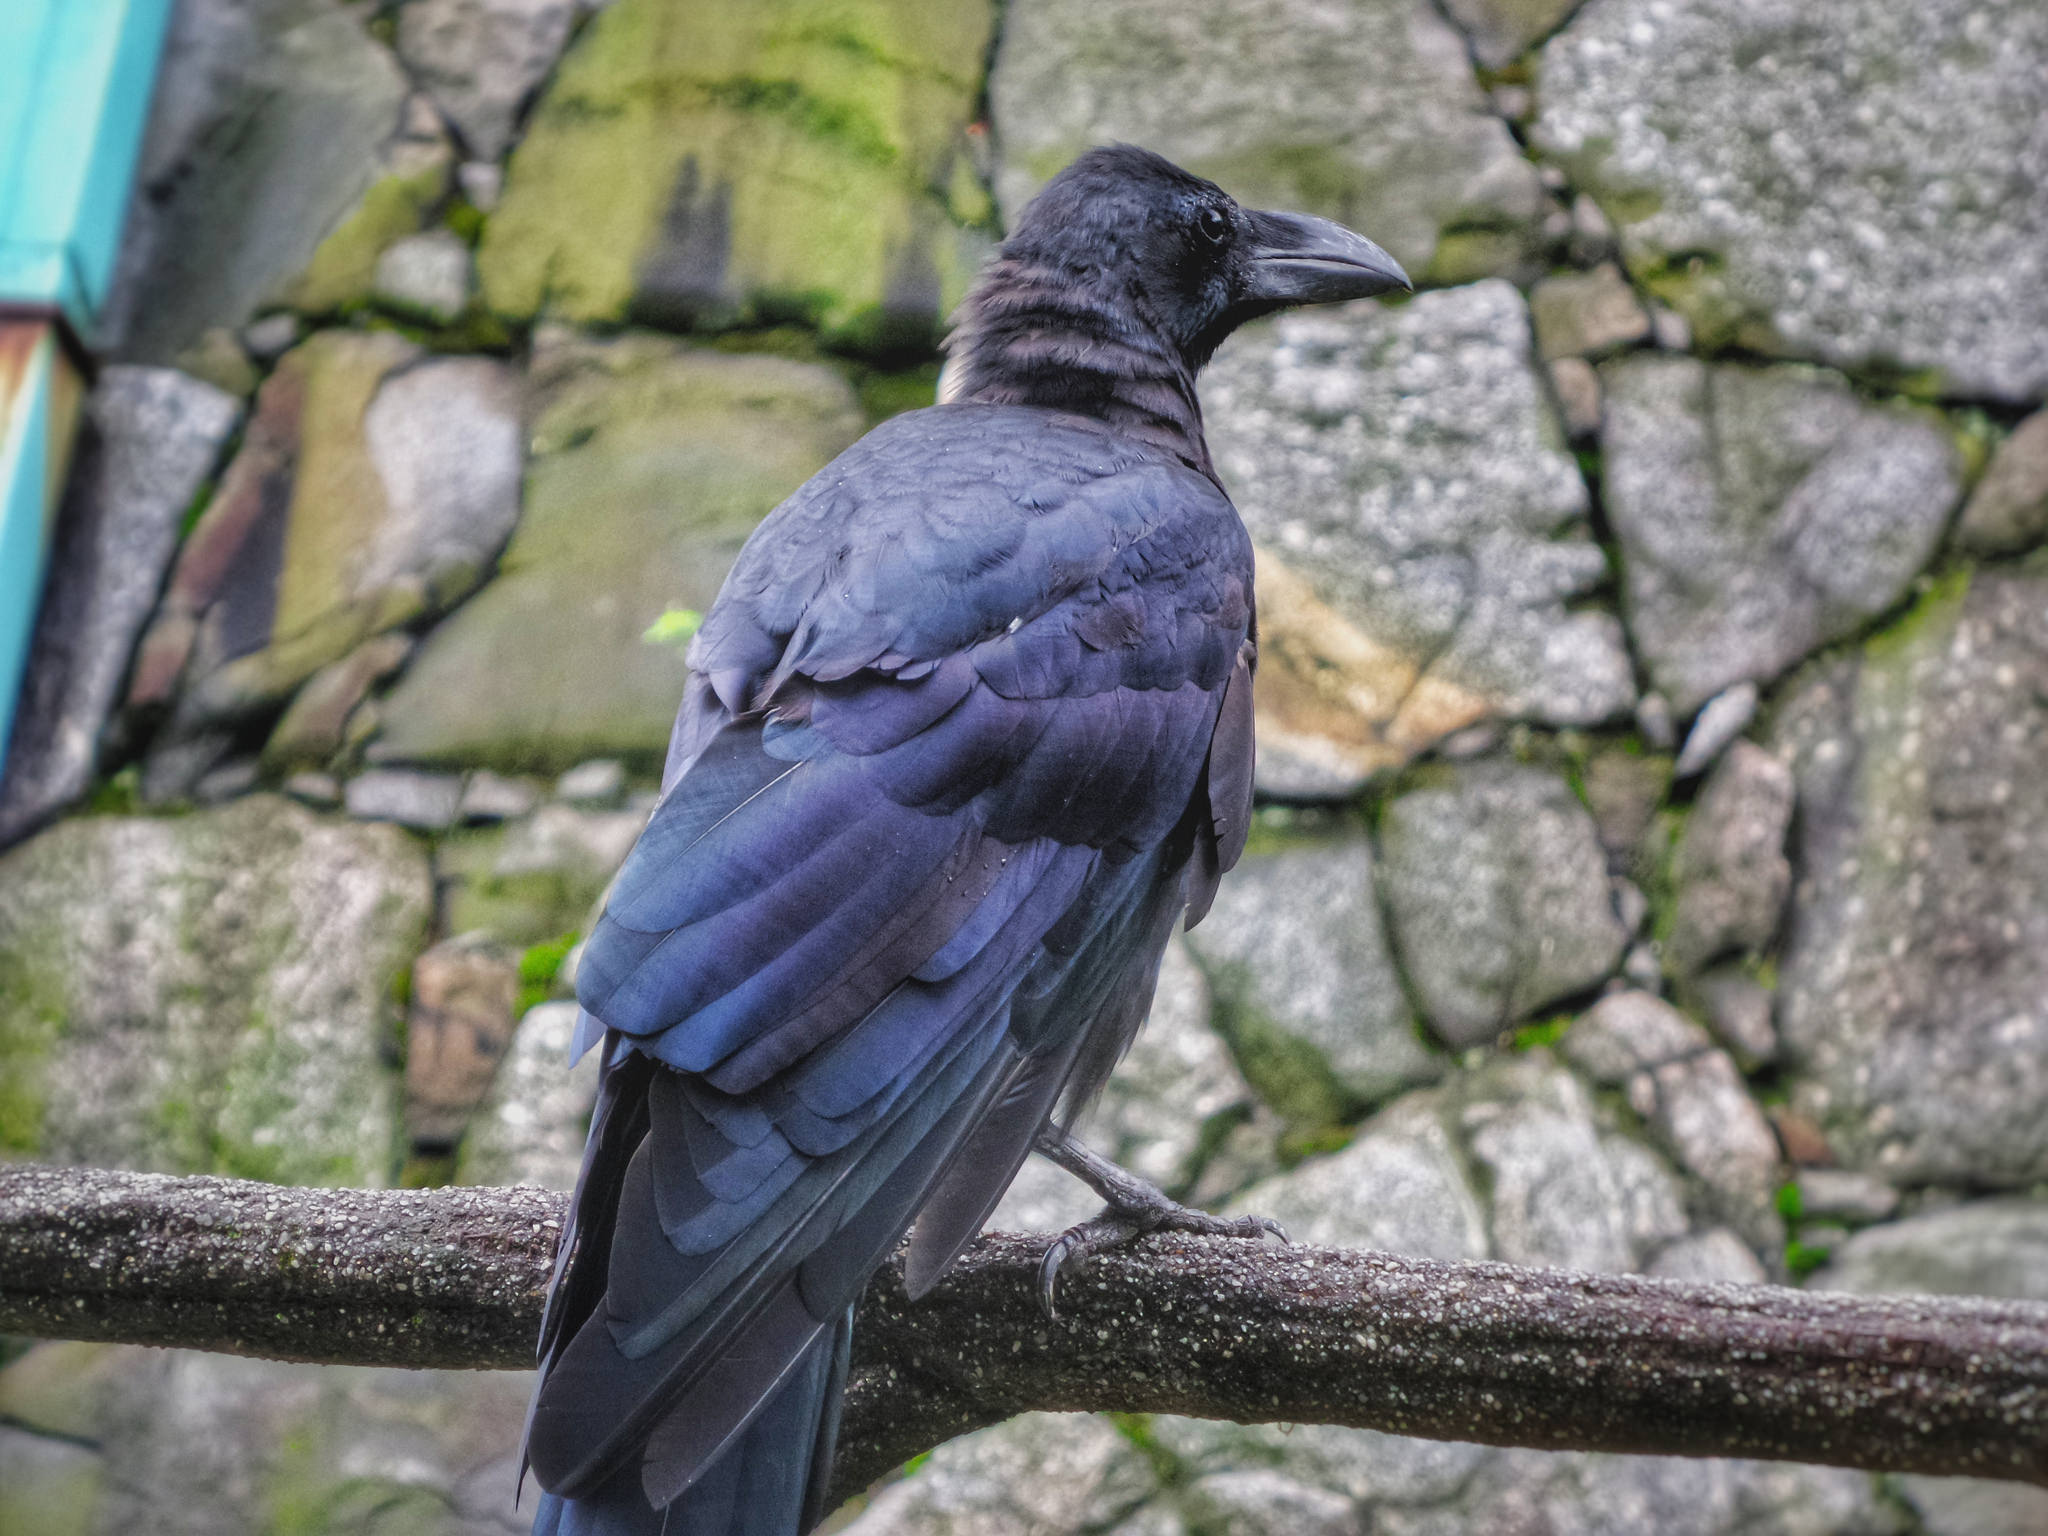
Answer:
[{"left": 2, "top": 1163, "right": 2043, "bottom": 1509}]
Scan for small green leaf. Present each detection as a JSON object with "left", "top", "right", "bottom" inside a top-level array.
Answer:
[
  {"left": 1784, "top": 1240, "right": 1831, "bottom": 1277},
  {"left": 1774, "top": 1180, "right": 1804, "bottom": 1222},
  {"left": 1510, "top": 1017, "right": 1570, "bottom": 1052},
  {"left": 516, "top": 931, "right": 580, "bottom": 1014},
  {"left": 643, "top": 608, "right": 704, "bottom": 647}
]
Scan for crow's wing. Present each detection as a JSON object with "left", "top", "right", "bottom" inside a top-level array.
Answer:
[{"left": 525, "top": 405, "right": 1255, "bottom": 1513}]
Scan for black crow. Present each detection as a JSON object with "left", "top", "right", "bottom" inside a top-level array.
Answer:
[{"left": 525, "top": 144, "right": 1410, "bottom": 1536}]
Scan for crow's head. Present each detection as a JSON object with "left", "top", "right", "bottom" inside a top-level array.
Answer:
[
  {"left": 944, "top": 146, "right": 1409, "bottom": 457},
  {"left": 1003, "top": 145, "right": 1410, "bottom": 364}
]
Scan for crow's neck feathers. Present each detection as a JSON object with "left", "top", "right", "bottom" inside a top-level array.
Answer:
[{"left": 943, "top": 254, "right": 1214, "bottom": 475}]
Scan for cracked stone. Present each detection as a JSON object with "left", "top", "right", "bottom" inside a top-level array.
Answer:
[
  {"left": 1440, "top": 0, "right": 1587, "bottom": 69},
  {"left": 1379, "top": 762, "right": 1627, "bottom": 1046},
  {"left": 1529, "top": 262, "right": 1648, "bottom": 360},
  {"left": 1690, "top": 967, "right": 1778, "bottom": 1069},
  {"left": 1793, "top": 1169, "right": 1899, "bottom": 1226},
  {"left": 1535, "top": 0, "right": 2048, "bottom": 400},
  {"left": 457, "top": 770, "right": 540, "bottom": 823},
  {"left": 1184, "top": 836, "right": 1439, "bottom": 1124},
  {"left": 1460, "top": 1057, "right": 1689, "bottom": 1273},
  {"left": 100, "top": 0, "right": 427, "bottom": 362},
  {"left": 263, "top": 633, "right": 415, "bottom": 769},
  {"left": 1602, "top": 355, "right": 1960, "bottom": 715},
  {"left": 129, "top": 333, "right": 523, "bottom": 764},
  {"left": 395, "top": 0, "right": 580, "bottom": 162},
  {"left": 1548, "top": 356, "right": 1602, "bottom": 440},
  {"left": 1773, "top": 572, "right": 2048, "bottom": 1185},
  {"left": 1666, "top": 741, "right": 1794, "bottom": 977},
  {"left": 555, "top": 759, "right": 626, "bottom": 808},
  {"left": 0, "top": 368, "right": 241, "bottom": 848},
  {"left": 1206, "top": 282, "right": 1634, "bottom": 795},
  {"left": 1185, "top": 1470, "right": 1357, "bottom": 1536},
  {"left": 1815, "top": 1194, "right": 2048, "bottom": 1299},
  {"left": 1565, "top": 991, "right": 1783, "bottom": 1243}
]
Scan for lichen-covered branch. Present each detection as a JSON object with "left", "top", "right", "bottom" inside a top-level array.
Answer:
[
  {"left": 3, "top": 1164, "right": 2044, "bottom": 1510},
  {"left": 0, "top": 1163, "right": 559, "bottom": 1367}
]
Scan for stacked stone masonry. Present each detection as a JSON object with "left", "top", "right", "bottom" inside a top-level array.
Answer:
[{"left": 1, "top": 0, "right": 2044, "bottom": 1531}]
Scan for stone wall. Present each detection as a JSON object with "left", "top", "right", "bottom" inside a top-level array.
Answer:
[{"left": 1, "top": 0, "right": 2045, "bottom": 1532}]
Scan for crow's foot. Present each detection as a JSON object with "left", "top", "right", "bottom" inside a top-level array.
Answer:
[{"left": 1030, "top": 1128, "right": 1286, "bottom": 1320}]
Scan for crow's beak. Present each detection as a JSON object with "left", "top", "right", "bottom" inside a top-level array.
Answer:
[{"left": 1240, "top": 210, "right": 1411, "bottom": 305}]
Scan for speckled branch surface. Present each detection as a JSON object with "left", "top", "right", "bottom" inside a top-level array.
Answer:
[{"left": 2, "top": 1164, "right": 2043, "bottom": 1508}]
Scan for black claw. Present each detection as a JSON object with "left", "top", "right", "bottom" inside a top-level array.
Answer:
[{"left": 1037, "top": 1239, "right": 1069, "bottom": 1321}]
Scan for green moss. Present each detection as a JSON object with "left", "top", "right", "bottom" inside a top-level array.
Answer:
[
  {"left": 1774, "top": 1179, "right": 1805, "bottom": 1222},
  {"left": 1643, "top": 803, "right": 1690, "bottom": 957},
  {"left": 1784, "top": 1238, "right": 1831, "bottom": 1277},
  {"left": 1201, "top": 960, "right": 1355, "bottom": 1147},
  {"left": 1510, "top": 1015, "right": 1571, "bottom": 1051},
  {"left": 1946, "top": 406, "right": 1999, "bottom": 486},
  {"left": 285, "top": 153, "right": 452, "bottom": 315},
  {"left": 1423, "top": 226, "right": 1531, "bottom": 287},
  {"left": 855, "top": 362, "right": 941, "bottom": 423},
  {"left": 445, "top": 202, "right": 488, "bottom": 247},
  {"left": 0, "top": 987, "right": 58, "bottom": 1154},
  {"left": 172, "top": 326, "right": 260, "bottom": 398},
  {"left": 517, "top": 931, "right": 582, "bottom": 1015},
  {"left": 1635, "top": 249, "right": 1754, "bottom": 353},
  {"left": 1852, "top": 357, "right": 1951, "bottom": 402},
  {"left": 81, "top": 765, "right": 143, "bottom": 817},
  {"left": 1862, "top": 565, "right": 1971, "bottom": 665},
  {"left": 0, "top": 1427, "right": 102, "bottom": 1536},
  {"left": 375, "top": 342, "right": 864, "bottom": 770},
  {"left": 1237, "top": 803, "right": 1364, "bottom": 860},
  {"left": 273, "top": 1477, "right": 454, "bottom": 1536},
  {"left": 1106, "top": 1411, "right": 1192, "bottom": 1489},
  {"left": 399, "top": 1151, "right": 459, "bottom": 1188},
  {"left": 701, "top": 76, "right": 900, "bottom": 168},
  {"left": 442, "top": 828, "right": 610, "bottom": 948},
  {"left": 477, "top": 0, "right": 996, "bottom": 350}
]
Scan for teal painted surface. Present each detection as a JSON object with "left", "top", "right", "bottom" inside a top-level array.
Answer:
[
  {"left": 0, "top": 1, "right": 173, "bottom": 771},
  {"left": 0, "top": 0, "right": 174, "bottom": 337},
  {"left": 0, "top": 332, "right": 61, "bottom": 768}
]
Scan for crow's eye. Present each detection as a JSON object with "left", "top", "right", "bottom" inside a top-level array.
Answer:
[{"left": 1195, "top": 207, "right": 1230, "bottom": 247}]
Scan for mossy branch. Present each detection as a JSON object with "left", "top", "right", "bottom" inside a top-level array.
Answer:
[{"left": 1, "top": 1163, "right": 2044, "bottom": 1509}]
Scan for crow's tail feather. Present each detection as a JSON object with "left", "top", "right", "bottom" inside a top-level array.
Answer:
[{"left": 531, "top": 1305, "right": 854, "bottom": 1536}]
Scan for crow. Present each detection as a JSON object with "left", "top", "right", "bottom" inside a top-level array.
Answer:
[{"left": 525, "top": 144, "right": 1409, "bottom": 1536}]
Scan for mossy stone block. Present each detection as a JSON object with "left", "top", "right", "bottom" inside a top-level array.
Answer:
[
  {"left": 374, "top": 335, "right": 863, "bottom": 771},
  {"left": 0, "top": 797, "right": 430, "bottom": 1185},
  {"left": 478, "top": 0, "right": 996, "bottom": 352}
]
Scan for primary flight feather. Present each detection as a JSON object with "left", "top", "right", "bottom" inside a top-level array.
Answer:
[{"left": 525, "top": 144, "right": 1410, "bottom": 1536}]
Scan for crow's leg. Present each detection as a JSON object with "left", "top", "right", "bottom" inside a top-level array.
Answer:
[{"left": 1029, "top": 1126, "right": 1286, "bottom": 1319}]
